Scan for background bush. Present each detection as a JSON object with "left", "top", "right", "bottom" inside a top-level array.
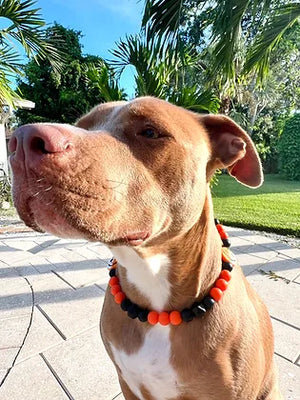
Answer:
[{"left": 278, "top": 113, "right": 300, "bottom": 180}]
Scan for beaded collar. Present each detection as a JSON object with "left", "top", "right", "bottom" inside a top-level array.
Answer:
[{"left": 107, "top": 219, "right": 236, "bottom": 326}]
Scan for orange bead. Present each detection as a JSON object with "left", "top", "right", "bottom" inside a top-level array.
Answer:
[
  {"left": 210, "top": 287, "right": 223, "bottom": 302},
  {"left": 111, "top": 284, "right": 121, "bottom": 295},
  {"left": 219, "top": 270, "right": 232, "bottom": 282},
  {"left": 147, "top": 311, "right": 159, "bottom": 325},
  {"left": 216, "top": 224, "right": 228, "bottom": 239},
  {"left": 109, "top": 276, "right": 119, "bottom": 287},
  {"left": 170, "top": 311, "right": 182, "bottom": 326},
  {"left": 114, "top": 291, "right": 126, "bottom": 304},
  {"left": 215, "top": 278, "right": 228, "bottom": 291},
  {"left": 158, "top": 312, "right": 170, "bottom": 326}
]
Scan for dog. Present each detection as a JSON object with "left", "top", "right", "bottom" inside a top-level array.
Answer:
[{"left": 9, "top": 97, "right": 282, "bottom": 399}]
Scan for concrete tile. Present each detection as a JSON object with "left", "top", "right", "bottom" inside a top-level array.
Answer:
[
  {"left": 247, "top": 272, "right": 300, "bottom": 328},
  {"left": 271, "top": 318, "right": 300, "bottom": 363},
  {"left": 277, "top": 247, "right": 300, "bottom": 261},
  {"left": 0, "top": 347, "right": 19, "bottom": 370},
  {"left": 0, "top": 275, "right": 32, "bottom": 319},
  {"left": 43, "top": 327, "right": 120, "bottom": 400},
  {"left": 230, "top": 236, "right": 253, "bottom": 249},
  {"left": 236, "top": 253, "right": 266, "bottom": 275},
  {"left": 0, "top": 355, "right": 68, "bottom": 400},
  {"left": 261, "top": 241, "right": 292, "bottom": 252},
  {"left": 247, "top": 245, "right": 279, "bottom": 260},
  {"left": 87, "top": 243, "right": 112, "bottom": 261},
  {"left": 17, "top": 306, "right": 64, "bottom": 364},
  {"left": 32, "top": 272, "right": 74, "bottom": 304},
  {"left": 239, "top": 234, "right": 278, "bottom": 245},
  {"left": 259, "top": 256, "right": 300, "bottom": 281},
  {"left": 0, "top": 248, "right": 31, "bottom": 266},
  {"left": 37, "top": 284, "right": 104, "bottom": 338},
  {"left": 276, "top": 355, "right": 300, "bottom": 400},
  {"left": 53, "top": 258, "right": 107, "bottom": 289},
  {"left": 3, "top": 239, "right": 39, "bottom": 252},
  {"left": 0, "top": 315, "right": 29, "bottom": 349}
]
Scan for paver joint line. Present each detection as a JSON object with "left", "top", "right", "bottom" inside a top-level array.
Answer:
[
  {"left": 0, "top": 275, "right": 34, "bottom": 388},
  {"left": 270, "top": 315, "right": 300, "bottom": 332},
  {"left": 39, "top": 353, "right": 75, "bottom": 400},
  {"left": 35, "top": 304, "right": 67, "bottom": 341}
]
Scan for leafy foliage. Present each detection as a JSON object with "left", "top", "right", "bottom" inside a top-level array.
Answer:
[
  {"left": 0, "top": 0, "right": 63, "bottom": 104},
  {"left": 278, "top": 114, "right": 300, "bottom": 181},
  {"left": 111, "top": 31, "right": 219, "bottom": 112},
  {"left": 17, "top": 24, "right": 126, "bottom": 124}
]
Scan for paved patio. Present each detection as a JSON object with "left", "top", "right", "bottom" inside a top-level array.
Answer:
[{"left": 0, "top": 225, "right": 299, "bottom": 400}]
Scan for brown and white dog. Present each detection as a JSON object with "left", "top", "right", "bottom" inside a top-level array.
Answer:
[{"left": 9, "top": 97, "right": 282, "bottom": 400}]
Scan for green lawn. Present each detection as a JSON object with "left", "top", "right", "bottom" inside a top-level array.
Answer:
[{"left": 212, "top": 174, "right": 300, "bottom": 237}]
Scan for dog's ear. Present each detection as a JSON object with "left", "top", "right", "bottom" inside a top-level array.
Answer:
[{"left": 200, "top": 114, "right": 263, "bottom": 188}]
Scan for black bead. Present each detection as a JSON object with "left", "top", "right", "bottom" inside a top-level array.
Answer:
[
  {"left": 202, "top": 296, "right": 215, "bottom": 310},
  {"left": 192, "top": 302, "right": 206, "bottom": 317},
  {"left": 222, "top": 261, "right": 233, "bottom": 271},
  {"left": 121, "top": 299, "right": 132, "bottom": 312},
  {"left": 109, "top": 268, "right": 116, "bottom": 277},
  {"left": 138, "top": 309, "right": 149, "bottom": 322},
  {"left": 214, "top": 218, "right": 220, "bottom": 225},
  {"left": 127, "top": 304, "right": 140, "bottom": 319},
  {"left": 222, "top": 239, "right": 231, "bottom": 248},
  {"left": 181, "top": 308, "right": 194, "bottom": 322}
]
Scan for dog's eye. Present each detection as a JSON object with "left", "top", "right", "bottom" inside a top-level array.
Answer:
[{"left": 138, "top": 128, "right": 160, "bottom": 139}]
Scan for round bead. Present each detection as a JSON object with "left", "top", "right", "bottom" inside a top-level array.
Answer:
[
  {"left": 222, "top": 239, "right": 231, "bottom": 248},
  {"left": 203, "top": 296, "right": 215, "bottom": 310},
  {"left": 214, "top": 218, "right": 220, "bottom": 225},
  {"left": 192, "top": 302, "right": 206, "bottom": 317},
  {"left": 109, "top": 276, "right": 119, "bottom": 287},
  {"left": 111, "top": 284, "right": 121, "bottom": 295},
  {"left": 138, "top": 309, "right": 149, "bottom": 322},
  {"left": 114, "top": 292, "right": 126, "bottom": 304},
  {"left": 121, "top": 298, "right": 132, "bottom": 311},
  {"left": 170, "top": 311, "right": 182, "bottom": 326},
  {"left": 147, "top": 311, "right": 159, "bottom": 325},
  {"left": 181, "top": 308, "right": 194, "bottom": 322},
  {"left": 222, "top": 261, "right": 233, "bottom": 271},
  {"left": 158, "top": 312, "right": 170, "bottom": 326},
  {"left": 109, "top": 268, "right": 116, "bottom": 277},
  {"left": 215, "top": 278, "right": 229, "bottom": 291},
  {"left": 219, "top": 269, "right": 232, "bottom": 282},
  {"left": 210, "top": 287, "right": 223, "bottom": 302},
  {"left": 127, "top": 304, "right": 140, "bottom": 319}
]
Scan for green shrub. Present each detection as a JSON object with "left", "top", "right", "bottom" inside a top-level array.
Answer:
[{"left": 278, "top": 114, "right": 300, "bottom": 181}]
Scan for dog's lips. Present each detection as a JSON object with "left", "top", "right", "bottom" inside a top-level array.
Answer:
[{"left": 125, "top": 231, "right": 150, "bottom": 246}]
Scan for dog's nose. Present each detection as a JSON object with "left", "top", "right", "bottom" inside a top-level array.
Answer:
[{"left": 9, "top": 124, "right": 74, "bottom": 167}]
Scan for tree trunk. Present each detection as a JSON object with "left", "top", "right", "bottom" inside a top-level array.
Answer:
[{"left": 219, "top": 96, "right": 231, "bottom": 115}]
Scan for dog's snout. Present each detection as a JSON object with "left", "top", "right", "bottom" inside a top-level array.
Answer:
[{"left": 9, "top": 124, "right": 75, "bottom": 167}]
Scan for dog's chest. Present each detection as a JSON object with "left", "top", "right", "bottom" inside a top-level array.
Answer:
[{"left": 110, "top": 325, "right": 180, "bottom": 400}]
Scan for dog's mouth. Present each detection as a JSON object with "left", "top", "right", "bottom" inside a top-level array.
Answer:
[{"left": 12, "top": 175, "right": 155, "bottom": 246}]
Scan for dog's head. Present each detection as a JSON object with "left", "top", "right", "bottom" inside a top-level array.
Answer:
[{"left": 9, "top": 97, "right": 262, "bottom": 246}]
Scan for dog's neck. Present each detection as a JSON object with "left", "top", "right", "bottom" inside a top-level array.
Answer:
[{"left": 110, "top": 192, "right": 222, "bottom": 313}]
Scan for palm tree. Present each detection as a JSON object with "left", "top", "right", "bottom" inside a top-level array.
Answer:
[
  {"left": 142, "top": 0, "right": 300, "bottom": 85},
  {"left": 0, "top": 0, "right": 63, "bottom": 105},
  {"left": 110, "top": 30, "right": 219, "bottom": 112}
]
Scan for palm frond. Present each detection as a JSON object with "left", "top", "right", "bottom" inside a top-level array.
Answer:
[
  {"left": 142, "top": 0, "right": 184, "bottom": 41},
  {"left": 244, "top": 3, "right": 300, "bottom": 82}
]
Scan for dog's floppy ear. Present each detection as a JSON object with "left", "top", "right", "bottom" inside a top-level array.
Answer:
[{"left": 200, "top": 114, "right": 263, "bottom": 188}]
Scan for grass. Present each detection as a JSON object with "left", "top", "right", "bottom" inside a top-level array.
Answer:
[{"left": 212, "top": 174, "right": 300, "bottom": 237}]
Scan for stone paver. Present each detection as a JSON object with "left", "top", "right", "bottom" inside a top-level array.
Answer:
[{"left": 0, "top": 226, "right": 299, "bottom": 399}]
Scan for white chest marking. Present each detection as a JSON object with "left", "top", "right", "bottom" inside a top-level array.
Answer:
[
  {"left": 110, "top": 325, "right": 180, "bottom": 400},
  {"left": 111, "top": 247, "right": 171, "bottom": 311}
]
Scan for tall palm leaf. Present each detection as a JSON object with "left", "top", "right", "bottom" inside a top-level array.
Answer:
[
  {"left": 142, "top": 0, "right": 300, "bottom": 84},
  {"left": 0, "top": 0, "right": 64, "bottom": 105},
  {"left": 244, "top": 3, "right": 300, "bottom": 81}
]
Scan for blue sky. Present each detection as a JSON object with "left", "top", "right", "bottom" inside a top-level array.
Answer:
[{"left": 38, "top": 0, "right": 145, "bottom": 97}]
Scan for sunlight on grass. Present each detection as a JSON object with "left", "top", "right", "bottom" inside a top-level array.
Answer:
[{"left": 212, "top": 174, "right": 300, "bottom": 237}]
